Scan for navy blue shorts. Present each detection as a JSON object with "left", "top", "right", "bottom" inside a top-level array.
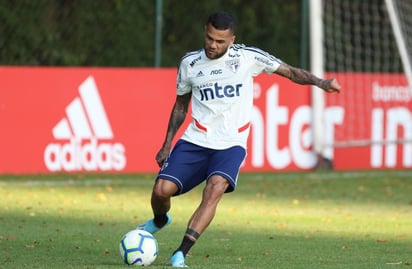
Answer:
[{"left": 156, "top": 140, "right": 246, "bottom": 196}]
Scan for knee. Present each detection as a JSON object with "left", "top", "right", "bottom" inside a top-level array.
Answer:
[
  {"left": 206, "top": 175, "right": 229, "bottom": 196},
  {"left": 152, "top": 179, "right": 178, "bottom": 199}
]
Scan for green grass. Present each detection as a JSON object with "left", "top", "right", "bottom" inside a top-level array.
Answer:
[{"left": 0, "top": 171, "right": 411, "bottom": 268}]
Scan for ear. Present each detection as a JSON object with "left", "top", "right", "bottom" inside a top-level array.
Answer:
[{"left": 230, "top": 35, "right": 236, "bottom": 45}]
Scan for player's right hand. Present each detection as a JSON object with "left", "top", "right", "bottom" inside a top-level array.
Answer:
[{"left": 155, "top": 146, "right": 170, "bottom": 167}]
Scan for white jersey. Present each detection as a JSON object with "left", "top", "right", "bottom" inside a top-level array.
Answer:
[{"left": 177, "top": 44, "right": 282, "bottom": 149}]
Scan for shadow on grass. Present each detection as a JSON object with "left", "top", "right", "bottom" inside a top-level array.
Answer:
[
  {"left": 0, "top": 171, "right": 411, "bottom": 268},
  {"left": 0, "top": 208, "right": 411, "bottom": 268}
]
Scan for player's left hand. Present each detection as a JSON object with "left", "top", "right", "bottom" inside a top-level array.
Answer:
[{"left": 323, "top": 78, "right": 342, "bottom": 93}]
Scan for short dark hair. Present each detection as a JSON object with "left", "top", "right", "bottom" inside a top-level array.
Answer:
[{"left": 207, "top": 11, "right": 236, "bottom": 34}]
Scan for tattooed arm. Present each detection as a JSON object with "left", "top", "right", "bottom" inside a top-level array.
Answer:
[
  {"left": 275, "top": 63, "right": 342, "bottom": 93},
  {"left": 155, "top": 93, "right": 192, "bottom": 167}
]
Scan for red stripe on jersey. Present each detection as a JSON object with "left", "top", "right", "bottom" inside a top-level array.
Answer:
[
  {"left": 238, "top": 122, "right": 250, "bottom": 133},
  {"left": 194, "top": 119, "right": 208, "bottom": 132}
]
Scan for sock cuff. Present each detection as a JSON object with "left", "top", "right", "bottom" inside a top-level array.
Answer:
[{"left": 185, "top": 228, "right": 200, "bottom": 240}]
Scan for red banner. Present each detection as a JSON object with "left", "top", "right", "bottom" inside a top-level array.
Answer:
[
  {"left": 326, "top": 72, "right": 412, "bottom": 169},
  {"left": 0, "top": 67, "right": 410, "bottom": 173}
]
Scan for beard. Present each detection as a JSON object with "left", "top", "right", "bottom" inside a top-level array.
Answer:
[{"left": 204, "top": 46, "right": 229, "bottom": 59}]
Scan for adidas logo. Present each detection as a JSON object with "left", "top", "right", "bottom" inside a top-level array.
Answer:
[
  {"left": 44, "top": 76, "right": 126, "bottom": 172},
  {"left": 196, "top": 71, "right": 204, "bottom": 77}
]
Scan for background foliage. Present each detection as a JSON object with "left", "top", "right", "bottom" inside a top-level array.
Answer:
[{"left": 0, "top": 0, "right": 303, "bottom": 67}]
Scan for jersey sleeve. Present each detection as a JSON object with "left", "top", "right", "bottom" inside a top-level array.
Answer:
[
  {"left": 176, "top": 59, "right": 192, "bottom": 96},
  {"left": 244, "top": 46, "right": 282, "bottom": 76}
]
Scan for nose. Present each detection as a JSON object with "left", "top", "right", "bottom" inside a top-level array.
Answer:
[{"left": 209, "top": 40, "right": 217, "bottom": 49}]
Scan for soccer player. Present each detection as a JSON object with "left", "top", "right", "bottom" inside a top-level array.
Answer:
[{"left": 137, "top": 11, "right": 341, "bottom": 267}]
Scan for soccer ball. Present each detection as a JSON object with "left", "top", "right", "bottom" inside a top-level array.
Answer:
[{"left": 119, "top": 229, "right": 158, "bottom": 266}]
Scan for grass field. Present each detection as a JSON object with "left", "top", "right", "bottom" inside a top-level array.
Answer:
[{"left": 0, "top": 171, "right": 411, "bottom": 269}]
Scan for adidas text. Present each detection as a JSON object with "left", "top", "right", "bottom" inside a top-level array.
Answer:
[{"left": 44, "top": 138, "right": 126, "bottom": 171}]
